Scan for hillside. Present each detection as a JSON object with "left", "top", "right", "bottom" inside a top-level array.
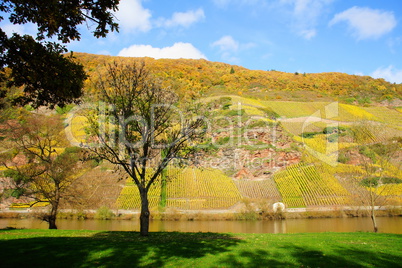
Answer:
[
  {"left": 113, "top": 95, "right": 402, "bottom": 211},
  {"left": 74, "top": 53, "right": 402, "bottom": 105},
  {"left": 1, "top": 53, "right": 402, "bottom": 213}
]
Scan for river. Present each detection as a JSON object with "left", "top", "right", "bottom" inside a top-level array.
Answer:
[{"left": 1, "top": 217, "right": 401, "bottom": 233}]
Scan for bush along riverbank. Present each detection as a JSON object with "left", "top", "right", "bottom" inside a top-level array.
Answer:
[{"left": 0, "top": 229, "right": 401, "bottom": 267}]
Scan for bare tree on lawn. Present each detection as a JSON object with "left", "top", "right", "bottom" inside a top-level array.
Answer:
[{"left": 86, "top": 62, "right": 205, "bottom": 236}]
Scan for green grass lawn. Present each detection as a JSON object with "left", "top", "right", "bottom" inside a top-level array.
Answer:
[{"left": 0, "top": 229, "right": 401, "bottom": 267}]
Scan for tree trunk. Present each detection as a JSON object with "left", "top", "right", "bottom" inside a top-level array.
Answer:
[
  {"left": 159, "top": 168, "right": 167, "bottom": 210},
  {"left": 368, "top": 188, "right": 378, "bottom": 233},
  {"left": 48, "top": 202, "right": 58, "bottom": 229},
  {"left": 371, "top": 207, "right": 378, "bottom": 233},
  {"left": 139, "top": 188, "right": 150, "bottom": 236},
  {"left": 48, "top": 186, "right": 61, "bottom": 230},
  {"left": 48, "top": 215, "right": 57, "bottom": 229}
]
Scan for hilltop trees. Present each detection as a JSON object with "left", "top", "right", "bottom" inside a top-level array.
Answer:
[
  {"left": 73, "top": 53, "right": 402, "bottom": 103},
  {"left": 86, "top": 62, "right": 205, "bottom": 236},
  {"left": 0, "top": 114, "right": 85, "bottom": 229},
  {"left": 0, "top": 0, "right": 119, "bottom": 108}
]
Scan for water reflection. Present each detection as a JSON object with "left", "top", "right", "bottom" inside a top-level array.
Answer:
[{"left": 1, "top": 217, "right": 401, "bottom": 234}]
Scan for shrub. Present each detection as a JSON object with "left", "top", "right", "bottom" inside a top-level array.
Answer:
[
  {"left": 218, "top": 97, "right": 232, "bottom": 110},
  {"left": 95, "top": 206, "right": 114, "bottom": 220},
  {"left": 216, "top": 136, "right": 231, "bottom": 145},
  {"left": 337, "top": 152, "right": 350, "bottom": 164},
  {"left": 76, "top": 211, "right": 87, "bottom": 220},
  {"left": 24, "top": 104, "right": 34, "bottom": 111},
  {"left": 196, "top": 139, "right": 219, "bottom": 153},
  {"left": 224, "top": 108, "right": 245, "bottom": 116},
  {"left": 301, "top": 132, "right": 319, "bottom": 139},
  {"left": 358, "top": 97, "right": 372, "bottom": 105},
  {"left": 344, "top": 97, "right": 356, "bottom": 104},
  {"left": 327, "top": 134, "right": 338, "bottom": 143},
  {"left": 260, "top": 107, "right": 280, "bottom": 119},
  {"left": 358, "top": 146, "right": 376, "bottom": 163},
  {"left": 55, "top": 104, "right": 74, "bottom": 115},
  {"left": 222, "top": 103, "right": 231, "bottom": 110},
  {"left": 247, "top": 119, "right": 271, "bottom": 128},
  {"left": 360, "top": 177, "right": 379, "bottom": 187},
  {"left": 382, "top": 177, "right": 402, "bottom": 184},
  {"left": 361, "top": 177, "right": 402, "bottom": 187}
]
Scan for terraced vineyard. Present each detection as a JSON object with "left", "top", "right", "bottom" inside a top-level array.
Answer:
[
  {"left": 263, "top": 101, "right": 330, "bottom": 118},
  {"left": 234, "top": 178, "right": 281, "bottom": 202},
  {"left": 262, "top": 100, "right": 402, "bottom": 125},
  {"left": 116, "top": 168, "right": 242, "bottom": 210},
  {"left": 336, "top": 103, "right": 376, "bottom": 121},
  {"left": 362, "top": 106, "right": 402, "bottom": 125},
  {"left": 322, "top": 161, "right": 402, "bottom": 205},
  {"left": 280, "top": 121, "right": 325, "bottom": 136},
  {"left": 274, "top": 163, "right": 352, "bottom": 208},
  {"left": 114, "top": 161, "right": 402, "bottom": 211},
  {"left": 375, "top": 184, "right": 402, "bottom": 204}
]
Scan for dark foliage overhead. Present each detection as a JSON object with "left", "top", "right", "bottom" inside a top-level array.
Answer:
[
  {"left": 3, "top": 35, "right": 87, "bottom": 108},
  {"left": 0, "top": 0, "right": 120, "bottom": 108}
]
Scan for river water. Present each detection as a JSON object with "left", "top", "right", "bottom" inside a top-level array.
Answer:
[{"left": 1, "top": 217, "right": 401, "bottom": 233}]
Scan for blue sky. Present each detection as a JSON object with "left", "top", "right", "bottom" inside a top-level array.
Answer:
[{"left": 2, "top": 0, "right": 402, "bottom": 83}]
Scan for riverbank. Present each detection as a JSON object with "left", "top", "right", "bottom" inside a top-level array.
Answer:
[
  {"left": 1, "top": 205, "right": 402, "bottom": 221},
  {"left": 3, "top": 216, "right": 402, "bottom": 233},
  {"left": 0, "top": 229, "right": 401, "bottom": 267}
]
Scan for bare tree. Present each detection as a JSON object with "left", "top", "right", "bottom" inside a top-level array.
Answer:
[
  {"left": 0, "top": 114, "right": 85, "bottom": 229},
  {"left": 86, "top": 62, "right": 205, "bottom": 236},
  {"left": 350, "top": 121, "right": 402, "bottom": 232}
]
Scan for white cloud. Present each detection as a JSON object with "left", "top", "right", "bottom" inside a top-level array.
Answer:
[
  {"left": 329, "top": 6, "right": 397, "bottom": 40},
  {"left": 354, "top": 72, "right": 364, "bottom": 77},
  {"left": 212, "top": 35, "right": 239, "bottom": 52},
  {"left": 114, "top": 0, "right": 152, "bottom": 32},
  {"left": 279, "top": 0, "right": 334, "bottom": 40},
  {"left": 117, "top": 42, "right": 207, "bottom": 59},
  {"left": 299, "top": 29, "right": 316, "bottom": 40},
  {"left": 371, "top": 65, "right": 402, "bottom": 84},
  {"left": 2, "top": 23, "right": 25, "bottom": 36},
  {"left": 158, "top": 8, "right": 205, "bottom": 28},
  {"left": 211, "top": 35, "right": 255, "bottom": 64},
  {"left": 1, "top": 22, "right": 37, "bottom": 37}
]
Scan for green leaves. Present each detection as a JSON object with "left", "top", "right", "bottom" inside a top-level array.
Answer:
[
  {"left": 2, "top": 35, "right": 86, "bottom": 108},
  {"left": 0, "top": 0, "right": 119, "bottom": 109},
  {"left": 3, "top": 0, "right": 119, "bottom": 42},
  {"left": 3, "top": 168, "right": 29, "bottom": 185},
  {"left": 361, "top": 177, "right": 402, "bottom": 188}
]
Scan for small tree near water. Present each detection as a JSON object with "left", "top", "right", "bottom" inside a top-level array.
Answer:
[
  {"left": 351, "top": 122, "right": 402, "bottom": 232},
  {"left": 86, "top": 62, "right": 205, "bottom": 236},
  {"left": 0, "top": 114, "right": 85, "bottom": 229}
]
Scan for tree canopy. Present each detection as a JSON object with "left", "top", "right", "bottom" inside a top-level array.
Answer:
[
  {"left": 0, "top": 114, "right": 86, "bottom": 229},
  {"left": 0, "top": 0, "right": 120, "bottom": 108}
]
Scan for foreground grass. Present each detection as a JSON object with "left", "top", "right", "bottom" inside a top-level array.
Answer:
[{"left": 0, "top": 229, "right": 401, "bottom": 267}]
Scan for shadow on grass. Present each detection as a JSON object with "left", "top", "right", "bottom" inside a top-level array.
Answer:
[
  {"left": 0, "top": 231, "right": 242, "bottom": 267},
  {"left": 217, "top": 237, "right": 402, "bottom": 268},
  {"left": 1, "top": 231, "right": 401, "bottom": 267}
]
